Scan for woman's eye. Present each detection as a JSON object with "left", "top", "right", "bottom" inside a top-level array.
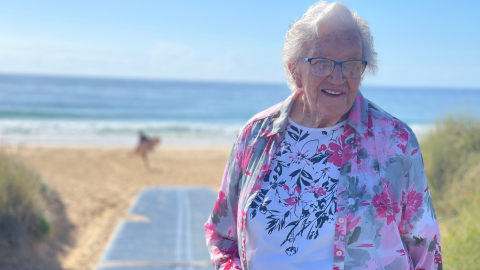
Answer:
[{"left": 313, "top": 60, "right": 329, "bottom": 68}]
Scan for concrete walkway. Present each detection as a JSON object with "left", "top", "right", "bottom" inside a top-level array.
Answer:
[{"left": 95, "top": 187, "right": 217, "bottom": 270}]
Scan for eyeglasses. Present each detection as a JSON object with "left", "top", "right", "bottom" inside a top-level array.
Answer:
[{"left": 297, "top": 57, "right": 367, "bottom": 77}]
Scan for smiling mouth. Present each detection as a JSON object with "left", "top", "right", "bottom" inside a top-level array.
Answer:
[{"left": 321, "top": 89, "right": 345, "bottom": 96}]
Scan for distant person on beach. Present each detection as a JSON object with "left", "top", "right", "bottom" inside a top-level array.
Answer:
[
  {"left": 134, "top": 130, "right": 160, "bottom": 169},
  {"left": 205, "top": 1, "right": 442, "bottom": 270}
]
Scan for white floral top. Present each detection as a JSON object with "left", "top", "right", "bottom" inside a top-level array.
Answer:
[{"left": 245, "top": 118, "right": 347, "bottom": 270}]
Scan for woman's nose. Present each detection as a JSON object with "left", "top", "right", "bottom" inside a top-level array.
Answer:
[{"left": 328, "top": 64, "right": 346, "bottom": 84}]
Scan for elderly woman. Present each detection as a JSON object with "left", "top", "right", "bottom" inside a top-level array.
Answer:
[{"left": 205, "top": 1, "right": 442, "bottom": 270}]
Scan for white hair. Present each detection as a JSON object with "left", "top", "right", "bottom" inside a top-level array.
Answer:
[{"left": 282, "top": 1, "right": 377, "bottom": 92}]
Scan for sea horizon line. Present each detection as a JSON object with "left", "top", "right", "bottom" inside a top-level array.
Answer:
[{"left": 1, "top": 72, "right": 479, "bottom": 91}]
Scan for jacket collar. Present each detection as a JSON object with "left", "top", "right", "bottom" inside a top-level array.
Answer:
[{"left": 267, "top": 90, "right": 369, "bottom": 139}]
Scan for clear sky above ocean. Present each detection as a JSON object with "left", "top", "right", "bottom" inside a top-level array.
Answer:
[{"left": 0, "top": 0, "right": 478, "bottom": 88}]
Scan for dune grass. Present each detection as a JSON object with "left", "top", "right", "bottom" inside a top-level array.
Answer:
[
  {"left": 0, "top": 152, "right": 54, "bottom": 244},
  {"left": 421, "top": 115, "right": 480, "bottom": 269}
]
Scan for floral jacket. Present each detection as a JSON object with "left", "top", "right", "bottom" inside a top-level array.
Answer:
[{"left": 205, "top": 90, "right": 442, "bottom": 270}]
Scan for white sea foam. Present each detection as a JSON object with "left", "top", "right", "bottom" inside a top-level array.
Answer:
[
  {"left": 0, "top": 119, "right": 436, "bottom": 147},
  {"left": 0, "top": 119, "right": 242, "bottom": 147},
  {"left": 410, "top": 124, "right": 435, "bottom": 142}
]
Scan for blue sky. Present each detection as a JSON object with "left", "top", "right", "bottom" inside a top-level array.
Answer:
[{"left": 0, "top": 0, "right": 478, "bottom": 88}]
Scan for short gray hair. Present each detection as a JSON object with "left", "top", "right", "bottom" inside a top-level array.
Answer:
[{"left": 282, "top": 1, "right": 377, "bottom": 92}]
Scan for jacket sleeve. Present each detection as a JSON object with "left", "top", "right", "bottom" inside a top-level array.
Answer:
[
  {"left": 401, "top": 132, "right": 443, "bottom": 270},
  {"left": 205, "top": 126, "right": 248, "bottom": 270}
]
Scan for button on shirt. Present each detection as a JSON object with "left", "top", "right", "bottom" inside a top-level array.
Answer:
[{"left": 245, "top": 118, "right": 347, "bottom": 270}]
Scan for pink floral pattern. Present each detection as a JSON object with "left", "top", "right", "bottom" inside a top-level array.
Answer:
[
  {"left": 326, "top": 142, "right": 343, "bottom": 167},
  {"left": 372, "top": 181, "right": 400, "bottom": 225},
  {"left": 205, "top": 91, "right": 442, "bottom": 270}
]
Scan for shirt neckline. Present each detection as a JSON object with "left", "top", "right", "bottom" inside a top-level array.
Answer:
[{"left": 287, "top": 117, "right": 347, "bottom": 132}]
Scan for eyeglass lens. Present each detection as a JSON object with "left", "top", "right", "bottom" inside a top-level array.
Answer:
[{"left": 310, "top": 59, "right": 366, "bottom": 77}]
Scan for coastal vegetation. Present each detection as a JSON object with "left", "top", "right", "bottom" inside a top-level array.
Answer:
[
  {"left": 421, "top": 115, "right": 480, "bottom": 269},
  {"left": 0, "top": 152, "right": 55, "bottom": 246}
]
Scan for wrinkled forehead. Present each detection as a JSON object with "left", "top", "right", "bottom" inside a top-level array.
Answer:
[{"left": 307, "top": 29, "right": 362, "bottom": 58}]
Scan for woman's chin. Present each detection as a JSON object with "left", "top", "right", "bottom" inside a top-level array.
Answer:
[{"left": 313, "top": 103, "right": 349, "bottom": 117}]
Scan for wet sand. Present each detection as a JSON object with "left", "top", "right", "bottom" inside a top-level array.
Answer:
[{"left": 3, "top": 146, "right": 230, "bottom": 270}]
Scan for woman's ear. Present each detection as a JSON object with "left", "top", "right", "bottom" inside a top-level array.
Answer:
[{"left": 288, "top": 62, "right": 303, "bottom": 89}]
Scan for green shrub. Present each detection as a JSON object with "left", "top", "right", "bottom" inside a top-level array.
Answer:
[
  {"left": 421, "top": 115, "right": 480, "bottom": 268},
  {"left": 0, "top": 152, "right": 53, "bottom": 243},
  {"left": 441, "top": 197, "right": 480, "bottom": 269}
]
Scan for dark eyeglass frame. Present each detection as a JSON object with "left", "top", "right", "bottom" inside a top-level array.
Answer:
[{"left": 297, "top": 57, "right": 368, "bottom": 77}]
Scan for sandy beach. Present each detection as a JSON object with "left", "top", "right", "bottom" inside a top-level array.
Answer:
[{"left": 2, "top": 146, "right": 231, "bottom": 270}]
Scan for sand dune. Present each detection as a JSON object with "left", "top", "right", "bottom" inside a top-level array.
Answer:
[{"left": 3, "top": 146, "right": 230, "bottom": 270}]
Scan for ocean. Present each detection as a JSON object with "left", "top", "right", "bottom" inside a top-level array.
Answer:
[{"left": 1, "top": 74, "right": 479, "bottom": 147}]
